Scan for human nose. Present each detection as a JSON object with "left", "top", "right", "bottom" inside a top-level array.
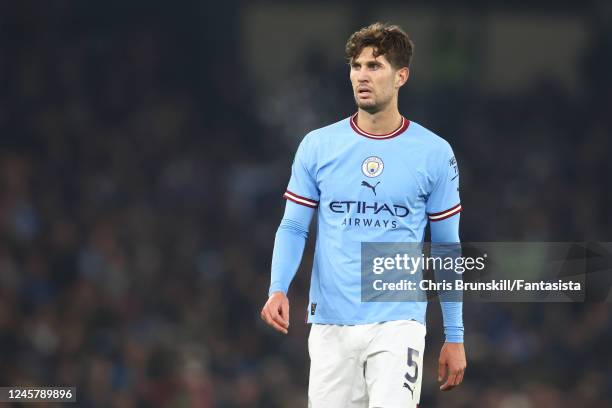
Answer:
[{"left": 356, "top": 72, "right": 370, "bottom": 84}]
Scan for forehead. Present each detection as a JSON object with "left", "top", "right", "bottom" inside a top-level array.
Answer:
[{"left": 353, "top": 46, "right": 390, "bottom": 64}]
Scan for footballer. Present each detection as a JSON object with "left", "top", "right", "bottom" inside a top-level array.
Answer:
[{"left": 261, "top": 22, "right": 467, "bottom": 407}]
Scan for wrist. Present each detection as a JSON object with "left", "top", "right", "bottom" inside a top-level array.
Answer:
[
  {"left": 444, "top": 324, "right": 464, "bottom": 342},
  {"left": 268, "top": 289, "right": 286, "bottom": 298}
]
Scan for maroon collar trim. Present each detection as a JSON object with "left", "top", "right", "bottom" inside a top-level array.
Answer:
[{"left": 350, "top": 113, "right": 410, "bottom": 139}]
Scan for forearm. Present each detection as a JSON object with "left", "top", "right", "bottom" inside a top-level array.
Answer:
[
  {"left": 440, "top": 303, "right": 463, "bottom": 343},
  {"left": 268, "top": 201, "right": 314, "bottom": 296},
  {"left": 430, "top": 214, "right": 463, "bottom": 343},
  {"left": 269, "top": 220, "right": 308, "bottom": 295}
]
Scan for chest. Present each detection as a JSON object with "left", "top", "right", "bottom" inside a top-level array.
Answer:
[{"left": 314, "top": 141, "right": 434, "bottom": 205}]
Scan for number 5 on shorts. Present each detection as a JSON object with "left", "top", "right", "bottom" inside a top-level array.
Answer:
[{"left": 404, "top": 347, "right": 419, "bottom": 391}]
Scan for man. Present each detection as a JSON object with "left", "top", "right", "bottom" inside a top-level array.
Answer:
[{"left": 261, "top": 22, "right": 466, "bottom": 407}]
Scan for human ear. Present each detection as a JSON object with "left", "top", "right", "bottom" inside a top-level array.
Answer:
[{"left": 396, "top": 67, "right": 409, "bottom": 88}]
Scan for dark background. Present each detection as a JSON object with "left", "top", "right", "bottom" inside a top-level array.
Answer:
[{"left": 1, "top": 1, "right": 611, "bottom": 407}]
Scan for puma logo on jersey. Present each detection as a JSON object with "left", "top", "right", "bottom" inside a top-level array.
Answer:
[
  {"left": 361, "top": 180, "right": 380, "bottom": 195},
  {"left": 403, "top": 382, "right": 414, "bottom": 398}
]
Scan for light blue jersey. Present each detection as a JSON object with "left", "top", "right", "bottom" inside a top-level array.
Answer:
[{"left": 270, "top": 113, "right": 463, "bottom": 341}]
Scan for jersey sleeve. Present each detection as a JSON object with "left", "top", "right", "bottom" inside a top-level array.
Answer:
[
  {"left": 430, "top": 215, "right": 464, "bottom": 342},
  {"left": 283, "top": 135, "right": 320, "bottom": 208},
  {"left": 268, "top": 200, "right": 315, "bottom": 296},
  {"left": 426, "top": 143, "right": 462, "bottom": 222},
  {"left": 428, "top": 144, "right": 463, "bottom": 342}
]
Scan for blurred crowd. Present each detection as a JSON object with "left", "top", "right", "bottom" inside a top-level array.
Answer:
[{"left": 1, "top": 2, "right": 611, "bottom": 407}]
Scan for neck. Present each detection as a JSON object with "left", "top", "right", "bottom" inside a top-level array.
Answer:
[{"left": 356, "top": 105, "right": 402, "bottom": 135}]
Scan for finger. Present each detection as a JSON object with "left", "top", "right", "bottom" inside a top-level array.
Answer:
[
  {"left": 272, "top": 311, "right": 289, "bottom": 330},
  {"left": 261, "top": 308, "right": 272, "bottom": 325},
  {"left": 263, "top": 309, "right": 288, "bottom": 334},
  {"left": 270, "top": 319, "right": 288, "bottom": 334},
  {"left": 272, "top": 301, "right": 288, "bottom": 327},
  {"left": 262, "top": 303, "right": 280, "bottom": 324},
  {"left": 266, "top": 302, "right": 288, "bottom": 329},
  {"left": 437, "top": 361, "right": 447, "bottom": 382},
  {"left": 440, "top": 373, "right": 457, "bottom": 391},
  {"left": 454, "top": 370, "right": 464, "bottom": 386},
  {"left": 280, "top": 299, "right": 290, "bottom": 326},
  {"left": 261, "top": 308, "right": 273, "bottom": 325}
]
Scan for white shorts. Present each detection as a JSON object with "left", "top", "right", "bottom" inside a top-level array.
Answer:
[{"left": 308, "top": 319, "right": 426, "bottom": 408}]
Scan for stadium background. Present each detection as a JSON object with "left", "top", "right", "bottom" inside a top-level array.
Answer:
[{"left": 1, "top": 1, "right": 611, "bottom": 406}]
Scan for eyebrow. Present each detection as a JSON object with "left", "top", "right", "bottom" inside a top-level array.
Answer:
[{"left": 351, "top": 60, "right": 383, "bottom": 67}]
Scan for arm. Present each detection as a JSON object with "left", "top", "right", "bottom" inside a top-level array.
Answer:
[
  {"left": 261, "top": 200, "right": 314, "bottom": 334},
  {"left": 430, "top": 214, "right": 463, "bottom": 343},
  {"left": 430, "top": 214, "right": 467, "bottom": 391},
  {"left": 261, "top": 135, "right": 319, "bottom": 334},
  {"left": 269, "top": 200, "right": 315, "bottom": 295},
  {"left": 425, "top": 142, "right": 467, "bottom": 390}
]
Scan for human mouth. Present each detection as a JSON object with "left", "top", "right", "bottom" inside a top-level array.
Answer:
[{"left": 357, "top": 88, "right": 373, "bottom": 98}]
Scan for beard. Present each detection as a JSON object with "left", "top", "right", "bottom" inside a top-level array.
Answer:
[
  {"left": 353, "top": 91, "right": 391, "bottom": 114},
  {"left": 356, "top": 99, "right": 379, "bottom": 114}
]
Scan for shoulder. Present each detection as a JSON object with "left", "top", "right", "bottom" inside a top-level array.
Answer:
[
  {"left": 301, "top": 117, "right": 351, "bottom": 145},
  {"left": 294, "top": 117, "right": 350, "bottom": 162},
  {"left": 409, "top": 121, "right": 457, "bottom": 178},
  {"left": 409, "top": 121, "right": 454, "bottom": 154}
]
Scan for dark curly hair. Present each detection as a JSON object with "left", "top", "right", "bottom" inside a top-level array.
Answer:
[{"left": 345, "top": 22, "right": 414, "bottom": 69}]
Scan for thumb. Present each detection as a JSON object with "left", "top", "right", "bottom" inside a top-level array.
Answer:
[{"left": 280, "top": 298, "right": 290, "bottom": 326}]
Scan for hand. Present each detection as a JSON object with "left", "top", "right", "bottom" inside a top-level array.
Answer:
[
  {"left": 438, "top": 342, "right": 466, "bottom": 391},
  {"left": 260, "top": 291, "right": 290, "bottom": 334}
]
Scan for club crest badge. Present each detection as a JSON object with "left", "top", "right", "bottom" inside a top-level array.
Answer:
[{"left": 362, "top": 156, "right": 384, "bottom": 178}]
